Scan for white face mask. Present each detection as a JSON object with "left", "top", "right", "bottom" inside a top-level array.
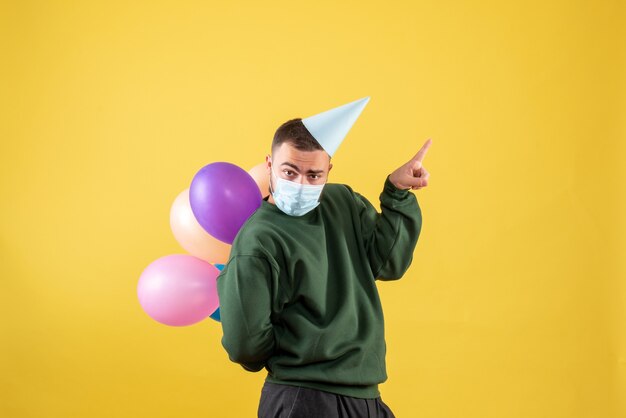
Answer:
[{"left": 269, "top": 165, "right": 325, "bottom": 217}]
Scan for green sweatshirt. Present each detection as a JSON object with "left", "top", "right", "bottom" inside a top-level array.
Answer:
[{"left": 216, "top": 176, "right": 422, "bottom": 399}]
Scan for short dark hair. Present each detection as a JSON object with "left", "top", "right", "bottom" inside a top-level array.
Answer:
[{"left": 272, "top": 118, "right": 324, "bottom": 153}]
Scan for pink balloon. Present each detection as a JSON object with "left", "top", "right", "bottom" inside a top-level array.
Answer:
[
  {"left": 137, "top": 255, "right": 220, "bottom": 327},
  {"left": 170, "top": 189, "right": 231, "bottom": 264}
]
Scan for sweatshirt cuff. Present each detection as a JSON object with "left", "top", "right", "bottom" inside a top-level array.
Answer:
[{"left": 383, "top": 175, "right": 411, "bottom": 199}]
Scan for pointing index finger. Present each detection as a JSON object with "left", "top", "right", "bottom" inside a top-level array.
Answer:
[{"left": 411, "top": 138, "right": 432, "bottom": 163}]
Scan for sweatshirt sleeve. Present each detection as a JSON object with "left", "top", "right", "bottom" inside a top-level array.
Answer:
[
  {"left": 353, "top": 175, "right": 423, "bottom": 280},
  {"left": 216, "top": 254, "right": 276, "bottom": 372}
]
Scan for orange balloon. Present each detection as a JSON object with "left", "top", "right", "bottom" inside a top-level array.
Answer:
[
  {"left": 248, "top": 162, "right": 270, "bottom": 198},
  {"left": 170, "top": 189, "right": 231, "bottom": 264}
]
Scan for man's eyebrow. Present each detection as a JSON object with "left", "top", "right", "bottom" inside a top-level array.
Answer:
[
  {"left": 281, "top": 162, "right": 301, "bottom": 172},
  {"left": 280, "top": 162, "right": 324, "bottom": 174}
]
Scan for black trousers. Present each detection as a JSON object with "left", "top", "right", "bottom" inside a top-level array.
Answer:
[{"left": 258, "top": 382, "right": 396, "bottom": 418}]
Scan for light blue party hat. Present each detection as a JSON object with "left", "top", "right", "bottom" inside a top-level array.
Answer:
[{"left": 302, "top": 97, "right": 370, "bottom": 157}]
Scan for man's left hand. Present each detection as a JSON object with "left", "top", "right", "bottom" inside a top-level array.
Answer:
[{"left": 389, "top": 139, "right": 432, "bottom": 191}]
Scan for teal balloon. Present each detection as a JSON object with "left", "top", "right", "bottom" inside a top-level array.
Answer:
[
  {"left": 209, "top": 263, "right": 225, "bottom": 322},
  {"left": 209, "top": 308, "right": 221, "bottom": 322}
]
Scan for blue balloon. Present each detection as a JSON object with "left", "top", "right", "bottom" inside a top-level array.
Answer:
[
  {"left": 209, "top": 307, "right": 221, "bottom": 322},
  {"left": 209, "top": 263, "right": 225, "bottom": 322}
]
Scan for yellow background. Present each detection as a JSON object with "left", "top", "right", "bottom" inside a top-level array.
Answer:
[{"left": 1, "top": 1, "right": 624, "bottom": 417}]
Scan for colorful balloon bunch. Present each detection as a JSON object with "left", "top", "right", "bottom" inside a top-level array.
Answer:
[{"left": 137, "top": 162, "right": 270, "bottom": 327}]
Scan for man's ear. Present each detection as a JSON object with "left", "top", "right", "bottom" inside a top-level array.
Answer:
[
  {"left": 265, "top": 155, "right": 272, "bottom": 173},
  {"left": 328, "top": 162, "right": 333, "bottom": 172}
]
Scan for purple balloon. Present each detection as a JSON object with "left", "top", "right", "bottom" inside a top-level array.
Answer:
[
  {"left": 137, "top": 254, "right": 220, "bottom": 327},
  {"left": 189, "top": 162, "right": 262, "bottom": 244}
]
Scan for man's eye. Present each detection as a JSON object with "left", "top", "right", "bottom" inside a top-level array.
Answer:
[
  {"left": 309, "top": 175, "right": 320, "bottom": 180},
  {"left": 284, "top": 170, "right": 294, "bottom": 176}
]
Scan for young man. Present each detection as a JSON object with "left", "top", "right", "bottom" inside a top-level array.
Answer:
[{"left": 217, "top": 98, "right": 431, "bottom": 417}]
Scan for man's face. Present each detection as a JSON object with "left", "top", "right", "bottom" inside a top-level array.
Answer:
[{"left": 266, "top": 142, "right": 333, "bottom": 192}]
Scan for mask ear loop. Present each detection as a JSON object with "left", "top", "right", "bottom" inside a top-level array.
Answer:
[
  {"left": 268, "top": 173, "right": 275, "bottom": 196},
  {"left": 268, "top": 157, "right": 276, "bottom": 197}
]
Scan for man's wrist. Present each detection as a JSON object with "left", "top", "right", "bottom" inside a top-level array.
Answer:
[{"left": 384, "top": 175, "right": 410, "bottom": 198}]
